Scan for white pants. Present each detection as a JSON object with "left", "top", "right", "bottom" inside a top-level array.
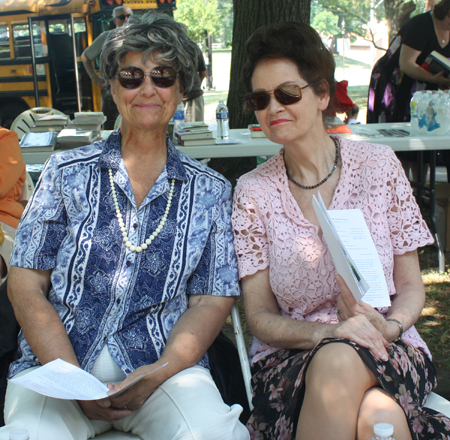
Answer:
[{"left": 0, "top": 365, "right": 249, "bottom": 440}]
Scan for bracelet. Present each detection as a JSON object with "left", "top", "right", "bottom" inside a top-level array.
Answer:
[{"left": 386, "top": 318, "right": 404, "bottom": 340}]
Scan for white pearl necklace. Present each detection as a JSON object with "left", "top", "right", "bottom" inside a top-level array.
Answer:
[{"left": 108, "top": 169, "right": 175, "bottom": 253}]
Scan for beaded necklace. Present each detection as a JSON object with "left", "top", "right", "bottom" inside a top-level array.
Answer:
[
  {"left": 284, "top": 138, "right": 340, "bottom": 190},
  {"left": 108, "top": 169, "right": 175, "bottom": 253}
]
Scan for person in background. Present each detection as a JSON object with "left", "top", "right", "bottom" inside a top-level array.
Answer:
[
  {"left": 0, "top": 127, "right": 25, "bottom": 285},
  {"left": 368, "top": 0, "right": 450, "bottom": 124},
  {"left": 367, "top": 0, "right": 450, "bottom": 180},
  {"left": 326, "top": 79, "right": 356, "bottom": 125},
  {"left": 183, "top": 45, "right": 207, "bottom": 122},
  {"left": 0, "top": 127, "right": 25, "bottom": 426},
  {"left": 1, "top": 13, "right": 249, "bottom": 440},
  {"left": 232, "top": 21, "right": 450, "bottom": 440},
  {"left": 81, "top": 6, "right": 133, "bottom": 129},
  {"left": 345, "top": 104, "right": 360, "bottom": 125}
]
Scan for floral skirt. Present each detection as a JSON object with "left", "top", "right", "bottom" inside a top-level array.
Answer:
[{"left": 247, "top": 338, "right": 450, "bottom": 440}]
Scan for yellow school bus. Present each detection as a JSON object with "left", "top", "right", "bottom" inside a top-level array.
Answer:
[{"left": 0, "top": 0, "right": 176, "bottom": 127}]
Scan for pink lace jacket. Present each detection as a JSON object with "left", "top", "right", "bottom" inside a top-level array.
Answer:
[{"left": 232, "top": 137, "right": 434, "bottom": 365}]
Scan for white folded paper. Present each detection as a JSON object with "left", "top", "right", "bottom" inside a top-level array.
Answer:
[
  {"left": 312, "top": 193, "right": 391, "bottom": 308},
  {"left": 9, "top": 358, "right": 168, "bottom": 400}
]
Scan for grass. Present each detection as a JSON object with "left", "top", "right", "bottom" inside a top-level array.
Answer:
[
  {"left": 203, "top": 90, "right": 229, "bottom": 107},
  {"left": 417, "top": 274, "right": 450, "bottom": 373},
  {"left": 212, "top": 48, "right": 232, "bottom": 54},
  {"left": 334, "top": 54, "right": 372, "bottom": 69},
  {"left": 348, "top": 85, "right": 369, "bottom": 112},
  {"left": 416, "top": 249, "right": 450, "bottom": 398}
]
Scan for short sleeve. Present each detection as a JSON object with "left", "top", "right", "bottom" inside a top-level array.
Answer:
[
  {"left": 10, "top": 155, "right": 68, "bottom": 269},
  {"left": 84, "top": 32, "right": 108, "bottom": 61},
  {"left": 385, "top": 150, "right": 434, "bottom": 253},
  {"left": 401, "top": 13, "right": 432, "bottom": 53},
  {"left": 186, "top": 180, "right": 240, "bottom": 297},
  {"left": 231, "top": 177, "right": 269, "bottom": 279}
]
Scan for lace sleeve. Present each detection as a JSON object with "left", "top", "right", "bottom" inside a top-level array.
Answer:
[
  {"left": 386, "top": 150, "right": 434, "bottom": 253},
  {"left": 232, "top": 177, "right": 269, "bottom": 279}
]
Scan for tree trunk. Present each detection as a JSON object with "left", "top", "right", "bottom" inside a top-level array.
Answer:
[
  {"left": 384, "top": 0, "right": 416, "bottom": 44},
  {"left": 228, "top": 0, "right": 310, "bottom": 129},
  {"left": 208, "top": 0, "right": 310, "bottom": 187}
]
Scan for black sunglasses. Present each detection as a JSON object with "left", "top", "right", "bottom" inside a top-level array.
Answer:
[
  {"left": 116, "top": 65, "right": 177, "bottom": 89},
  {"left": 116, "top": 14, "right": 131, "bottom": 20},
  {"left": 244, "top": 82, "right": 315, "bottom": 111}
]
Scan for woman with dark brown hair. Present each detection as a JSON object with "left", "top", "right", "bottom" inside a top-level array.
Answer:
[{"left": 232, "top": 21, "right": 450, "bottom": 440}]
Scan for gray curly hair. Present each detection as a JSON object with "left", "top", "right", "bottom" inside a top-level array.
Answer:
[{"left": 100, "top": 12, "right": 198, "bottom": 93}]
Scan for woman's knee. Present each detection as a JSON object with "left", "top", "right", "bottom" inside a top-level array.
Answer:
[
  {"left": 127, "top": 366, "right": 250, "bottom": 440},
  {"left": 306, "top": 342, "right": 362, "bottom": 385},
  {"left": 358, "top": 388, "right": 410, "bottom": 440}
]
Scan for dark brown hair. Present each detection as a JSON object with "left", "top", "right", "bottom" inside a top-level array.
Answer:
[
  {"left": 434, "top": 0, "right": 450, "bottom": 20},
  {"left": 242, "top": 22, "right": 336, "bottom": 113}
]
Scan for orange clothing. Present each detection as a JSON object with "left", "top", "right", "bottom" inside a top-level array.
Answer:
[{"left": 0, "top": 127, "right": 26, "bottom": 228}]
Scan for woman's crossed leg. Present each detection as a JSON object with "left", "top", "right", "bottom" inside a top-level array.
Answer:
[{"left": 296, "top": 342, "right": 411, "bottom": 440}]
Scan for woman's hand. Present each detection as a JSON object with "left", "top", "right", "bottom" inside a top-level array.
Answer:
[
  {"left": 431, "top": 70, "right": 450, "bottom": 89},
  {"left": 335, "top": 274, "right": 387, "bottom": 332},
  {"left": 332, "top": 314, "right": 389, "bottom": 361},
  {"left": 107, "top": 363, "right": 165, "bottom": 412},
  {"left": 335, "top": 273, "right": 408, "bottom": 343},
  {"left": 78, "top": 398, "right": 132, "bottom": 423},
  {"left": 334, "top": 273, "right": 389, "bottom": 360}
]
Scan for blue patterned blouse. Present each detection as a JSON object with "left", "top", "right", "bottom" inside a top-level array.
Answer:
[{"left": 9, "top": 131, "right": 240, "bottom": 377}]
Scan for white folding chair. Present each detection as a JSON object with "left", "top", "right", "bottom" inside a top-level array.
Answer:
[
  {"left": 426, "top": 391, "right": 450, "bottom": 417},
  {"left": 11, "top": 107, "right": 65, "bottom": 141},
  {"left": 231, "top": 303, "right": 254, "bottom": 410}
]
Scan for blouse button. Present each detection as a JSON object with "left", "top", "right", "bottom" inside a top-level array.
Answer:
[
  {"left": 116, "top": 298, "right": 121, "bottom": 304},
  {"left": 126, "top": 260, "right": 131, "bottom": 267},
  {"left": 133, "top": 223, "right": 138, "bottom": 229},
  {"left": 321, "top": 269, "right": 328, "bottom": 276}
]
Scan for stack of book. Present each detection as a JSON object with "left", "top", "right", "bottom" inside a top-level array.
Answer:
[
  {"left": 422, "top": 51, "right": 450, "bottom": 78},
  {"left": 67, "top": 112, "right": 106, "bottom": 137},
  {"left": 20, "top": 132, "right": 58, "bottom": 152},
  {"left": 57, "top": 128, "right": 100, "bottom": 149},
  {"left": 248, "top": 124, "right": 266, "bottom": 138},
  {"left": 174, "top": 122, "right": 215, "bottom": 146},
  {"left": 30, "top": 114, "right": 69, "bottom": 133}
]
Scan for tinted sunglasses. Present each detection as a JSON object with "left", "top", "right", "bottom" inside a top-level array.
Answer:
[
  {"left": 116, "top": 65, "right": 177, "bottom": 89},
  {"left": 116, "top": 14, "right": 131, "bottom": 20},
  {"left": 244, "top": 82, "right": 315, "bottom": 111}
]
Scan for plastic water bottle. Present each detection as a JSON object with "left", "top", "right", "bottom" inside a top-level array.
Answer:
[
  {"left": 9, "top": 429, "right": 29, "bottom": 440},
  {"left": 427, "top": 91, "right": 450, "bottom": 136},
  {"left": 370, "top": 423, "right": 397, "bottom": 440},
  {"left": 172, "top": 102, "right": 185, "bottom": 142},
  {"left": 216, "top": 101, "right": 229, "bottom": 139},
  {"left": 410, "top": 92, "right": 421, "bottom": 135}
]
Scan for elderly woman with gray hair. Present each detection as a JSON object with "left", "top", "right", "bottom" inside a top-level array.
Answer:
[{"left": 1, "top": 12, "right": 249, "bottom": 440}]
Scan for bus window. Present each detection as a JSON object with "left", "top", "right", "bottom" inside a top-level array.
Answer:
[
  {"left": 12, "top": 22, "right": 45, "bottom": 58},
  {"left": 0, "top": 24, "right": 10, "bottom": 59}
]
